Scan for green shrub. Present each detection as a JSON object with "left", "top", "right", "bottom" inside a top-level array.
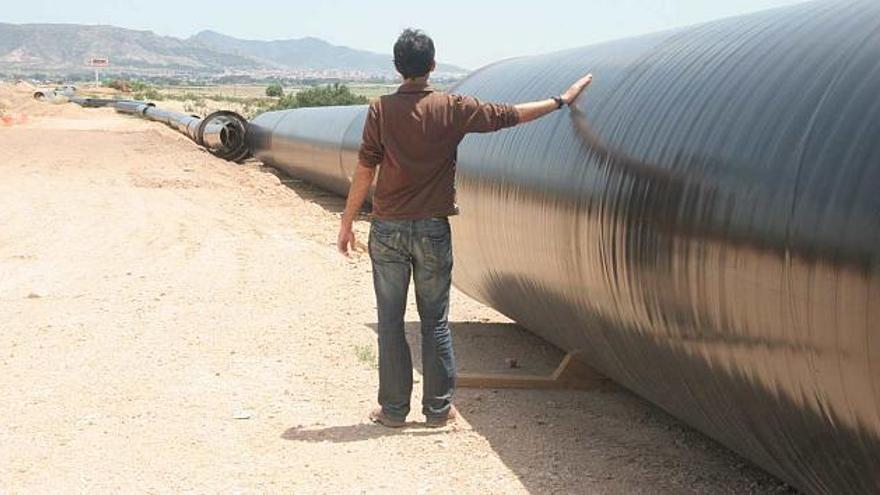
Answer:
[
  {"left": 103, "top": 79, "right": 150, "bottom": 93},
  {"left": 104, "top": 79, "right": 130, "bottom": 91},
  {"left": 265, "top": 83, "right": 284, "bottom": 97},
  {"left": 133, "top": 87, "right": 164, "bottom": 102},
  {"left": 129, "top": 81, "right": 149, "bottom": 92},
  {"left": 274, "top": 83, "right": 368, "bottom": 110}
]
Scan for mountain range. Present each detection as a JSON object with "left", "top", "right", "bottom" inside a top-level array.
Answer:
[{"left": 0, "top": 23, "right": 468, "bottom": 78}]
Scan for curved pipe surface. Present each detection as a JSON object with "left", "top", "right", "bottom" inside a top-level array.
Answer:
[
  {"left": 251, "top": 1, "right": 880, "bottom": 492},
  {"left": 250, "top": 105, "right": 366, "bottom": 193},
  {"left": 197, "top": 110, "right": 252, "bottom": 162}
]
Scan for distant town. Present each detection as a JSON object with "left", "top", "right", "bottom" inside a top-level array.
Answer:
[{"left": 0, "top": 23, "right": 469, "bottom": 86}]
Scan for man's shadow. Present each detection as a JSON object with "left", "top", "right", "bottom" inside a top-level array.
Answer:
[{"left": 281, "top": 423, "right": 442, "bottom": 442}]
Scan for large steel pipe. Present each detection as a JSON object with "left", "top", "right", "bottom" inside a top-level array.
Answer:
[
  {"left": 249, "top": 105, "right": 366, "bottom": 193},
  {"left": 250, "top": 1, "right": 879, "bottom": 492}
]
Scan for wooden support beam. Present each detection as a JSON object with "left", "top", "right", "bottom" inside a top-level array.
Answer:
[{"left": 457, "top": 351, "right": 607, "bottom": 390}]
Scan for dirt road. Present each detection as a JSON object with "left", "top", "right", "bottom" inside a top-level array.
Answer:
[{"left": 0, "top": 84, "right": 792, "bottom": 493}]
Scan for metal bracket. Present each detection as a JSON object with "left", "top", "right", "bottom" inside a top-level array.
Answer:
[{"left": 457, "top": 351, "right": 607, "bottom": 390}]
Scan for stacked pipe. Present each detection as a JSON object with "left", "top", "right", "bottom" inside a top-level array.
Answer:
[
  {"left": 247, "top": 1, "right": 880, "bottom": 493},
  {"left": 33, "top": 85, "right": 76, "bottom": 101}
]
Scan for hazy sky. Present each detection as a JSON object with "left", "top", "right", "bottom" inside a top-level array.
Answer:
[{"left": 5, "top": 0, "right": 810, "bottom": 69}]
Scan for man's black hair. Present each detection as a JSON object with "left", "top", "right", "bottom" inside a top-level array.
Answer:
[{"left": 393, "top": 29, "right": 435, "bottom": 80}]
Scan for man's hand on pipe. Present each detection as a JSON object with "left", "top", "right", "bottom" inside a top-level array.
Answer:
[{"left": 562, "top": 73, "right": 593, "bottom": 105}]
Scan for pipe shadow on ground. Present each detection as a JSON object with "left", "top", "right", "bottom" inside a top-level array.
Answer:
[
  {"left": 356, "top": 320, "right": 795, "bottom": 494},
  {"left": 265, "top": 165, "right": 374, "bottom": 222},
  {"left": 265, "top": 166, "right": 347, "bottom": 214}
]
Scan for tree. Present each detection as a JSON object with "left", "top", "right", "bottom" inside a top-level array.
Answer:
[{"left": 266, "top": 83, "right": 284, "bottom": 98}]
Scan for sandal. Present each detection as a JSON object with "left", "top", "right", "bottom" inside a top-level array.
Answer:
[
  {"left": 425, "top": 405, "right": 459, "bottom": 428},
  {"left": 369, "top": 407, "right": 406, "bottom": 428}
]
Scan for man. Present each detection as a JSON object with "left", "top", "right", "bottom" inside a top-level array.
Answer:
[{"left": 337, "top": 29, "right": 593, "bottom": 428}]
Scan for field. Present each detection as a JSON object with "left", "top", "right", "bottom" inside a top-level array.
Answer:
[
  {"left": 158, "top": 83, "right": 400, "bottom": 101},
  {"left": 63, "top": 81, "right": 454, "bottom": 118}
]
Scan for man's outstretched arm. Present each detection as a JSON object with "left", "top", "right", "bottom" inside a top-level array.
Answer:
[
  {"left": 515, "top": 73, "right": 593, "bottom": 123},
  {"left": 456, "top": 73, "right": 593, "bottom": 133},
  {"left": 337, "top": 162, "right": 376, "bottom": 257}
]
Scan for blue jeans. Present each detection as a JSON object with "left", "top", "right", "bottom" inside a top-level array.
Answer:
[{"left": 369, "top": 217, "right": 455, "bottom": 421}]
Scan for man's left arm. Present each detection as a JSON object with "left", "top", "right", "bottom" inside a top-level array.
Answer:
[
  {"left": 338, "top": 101, "right": 383, "bottom": 256},
  {"left": 337, "top": 163, "right": 376, "bottom": 256}
]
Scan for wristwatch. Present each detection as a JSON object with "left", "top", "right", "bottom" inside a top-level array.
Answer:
[{"left": 552, "top": 96, "right": 565, "bottom": 109}]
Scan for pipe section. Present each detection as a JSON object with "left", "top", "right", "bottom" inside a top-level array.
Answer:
[
  {"left": 33, "top": 85, "right": 76, "bottom": 101},
  {"left": 247, "top": 1, "right": 880, "bottom": 492},
  {"left": 68, "top": 96, "right": 125, "bottom": 108},
  {"left": 112, "top": 102, "right": 250, "bottom": 162},
  {"left": 66, "top": 97, "right": 251, "bottom": 162},
  {"left": 249, "top": 105, "right": 366, "bottom": 193}
]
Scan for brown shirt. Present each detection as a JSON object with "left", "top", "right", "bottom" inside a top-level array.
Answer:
[{"left": 358, "top": 80, "right": 520, "bottom": 220}]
